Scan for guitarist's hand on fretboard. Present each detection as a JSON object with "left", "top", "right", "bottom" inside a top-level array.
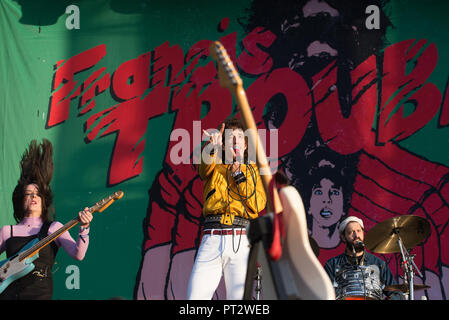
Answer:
[{"left": 78, "top": 207, "right": 92, "bottom": 228}]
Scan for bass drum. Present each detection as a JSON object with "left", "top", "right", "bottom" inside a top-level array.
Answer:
[{"left": 335, "top": 265, "right": 383, "bottom": 300}]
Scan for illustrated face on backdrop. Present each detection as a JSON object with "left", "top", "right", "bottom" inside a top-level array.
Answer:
[
  {"left": 284, "top": 0, "right": 340, "bottom": 73},
  {"left": 23, "top": 183, "right": 42, "bottom": 216},
  {"left": 308, "top": 178, "right": 344, "bottom": 227},
  {"left": 223, "top": 128, "right": 247, "bottom": 163}
]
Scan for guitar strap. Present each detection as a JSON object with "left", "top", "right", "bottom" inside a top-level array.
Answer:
[
  {"left": 243, "top": 241, "right": 261, "bottom": 299},
  {"left": 8, "top": 222, "right": 52, "bottom": 239},
  {"left": 35, "top": 221, "right": 59, "bottom": 268},
  {"left": 38, "top": 221, "right": 52, "bottom": 240}
]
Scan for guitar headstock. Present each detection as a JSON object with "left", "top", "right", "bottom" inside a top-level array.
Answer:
[
  {"left": 90, "top": 190, "right": 124, "bottom": 213},
  {"left": 112, "top": 190, "right": 124, "bottom": 201},
  {"left": 209, "top": 41, "right": 243, "bottom": 94}
]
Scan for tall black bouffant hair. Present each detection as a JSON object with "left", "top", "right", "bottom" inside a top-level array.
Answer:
[{"left": 12, "top": 139, "right": 55, "bottom": 223}]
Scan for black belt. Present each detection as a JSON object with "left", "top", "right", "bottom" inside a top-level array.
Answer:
[
  {"left": 203, "top": 229, "right": 246, "bottom": 236},
  {"left": 204, "top": 215, "right": 249, "bottom": 227}
]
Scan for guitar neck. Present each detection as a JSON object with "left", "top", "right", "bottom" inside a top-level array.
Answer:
[
  {"left": 234, "top": 87, "right": 283, "bottom": 214},
  {"left": 209, "top": 41, "right": 282, "bottom": 214},
  {"left": 235, "top": 87, "right": 271, "bottom": 174},
  {"left": 17, "top": 195, "right": 118, "bottom": 261}
]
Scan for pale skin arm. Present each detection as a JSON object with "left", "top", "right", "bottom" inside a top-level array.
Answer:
[{"left": 53, "top": 207, "right": 93, "bottom": 261}]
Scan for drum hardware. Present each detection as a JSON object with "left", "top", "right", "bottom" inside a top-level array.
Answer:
[
  {"left": 396, "top": 231, "right": 424, "bottom": 300},
  {"left": 335, "top": 264, "right": 383, "bottom": 300},
  {"left": 384, "top": 283, "right": 430, "bottom": 292},
  {"left": 254, "top": 263, "right": 262, "bottom": 300},
  {"left": 365, "top": 215, "right": 431, "bottom": 300},
  {"left": 309, "top": 236, "right": 320, "bottom": 258}
]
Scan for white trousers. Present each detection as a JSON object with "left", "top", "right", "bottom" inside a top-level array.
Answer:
[{"left": 186, "top": 229, "right": 250, "bottom": 300}]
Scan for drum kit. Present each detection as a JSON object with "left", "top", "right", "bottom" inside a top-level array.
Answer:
[{"left": 337, "top": 215, "right": 431, "bottom": 300}]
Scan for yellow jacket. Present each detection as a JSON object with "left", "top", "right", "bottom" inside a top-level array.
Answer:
[{"left": 198, "top": 153, "right": 267, "bottom": 225}]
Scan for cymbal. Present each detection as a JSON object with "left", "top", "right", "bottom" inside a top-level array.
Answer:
[
  {"left": 365, "top": 215, "right": 430, "bottom": 254},
  {"left": 384, "top": 283, "right": 430, "bottom": 293}
]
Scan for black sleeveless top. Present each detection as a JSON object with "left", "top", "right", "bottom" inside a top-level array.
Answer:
[{"left": 0, "top": 222, "right": 59, "bottom": 300}]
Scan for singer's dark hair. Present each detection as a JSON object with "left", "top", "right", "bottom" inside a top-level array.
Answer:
[
  {"left": 221, "top": 117, "right": 249, "bottom": 163},
  {"left": 222, "top": 118, "right": 245, "bottom": 136}
]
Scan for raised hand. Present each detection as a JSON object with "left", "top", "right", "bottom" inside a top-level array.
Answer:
[{"left": 202, "top": 123, "right": 225, "bottom": 150}]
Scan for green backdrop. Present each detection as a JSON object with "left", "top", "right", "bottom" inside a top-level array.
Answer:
[{"left": 1, "top": 0, "right": 449, "bottom": 300}]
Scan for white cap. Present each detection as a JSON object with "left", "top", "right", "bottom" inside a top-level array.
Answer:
[{"left": 338, "top": 216, "right": 364, "bottom": 235}]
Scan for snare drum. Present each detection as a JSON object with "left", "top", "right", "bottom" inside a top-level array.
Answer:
[{"left": 335, "top": 265, "right": 383, "bottom": 300}]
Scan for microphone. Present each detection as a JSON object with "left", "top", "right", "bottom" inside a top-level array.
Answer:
[
  {"left": 351, "top": 240, "right": 364, "bottom": 265},
  {"left": 354, "top": 240, "right": 365, "bottom": 250},
  {"left": 231, "top": 145, "right": 246, "bottom": 184},
  {"left": 233, "top": 145, "right": 242, "bottom": 163},
  {"left": 233, "top": 144, "right": 239, "bottom": 154}
]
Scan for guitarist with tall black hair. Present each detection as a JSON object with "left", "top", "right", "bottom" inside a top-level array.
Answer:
[{"left": 0, "top": 139, "right": 93, "bottom": 300}]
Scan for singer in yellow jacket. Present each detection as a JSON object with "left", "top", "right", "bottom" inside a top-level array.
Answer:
[
  {"left": 198, "top": 154, "right": 266, "bottom": 226},
  {"left": 187, "top": 117, "right": 267, "bottom": 300}
]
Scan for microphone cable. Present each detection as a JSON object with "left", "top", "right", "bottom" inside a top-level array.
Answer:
[
  {"left": 225, "top": 161, "right": 260, "bottom": 254},
  {"left": 351, "top": 244, "right": 367, "bottom": 300}
]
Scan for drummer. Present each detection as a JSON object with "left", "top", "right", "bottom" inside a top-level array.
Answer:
[{"left": 323, "top": 216, "right": 402, "bottom": 300}]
